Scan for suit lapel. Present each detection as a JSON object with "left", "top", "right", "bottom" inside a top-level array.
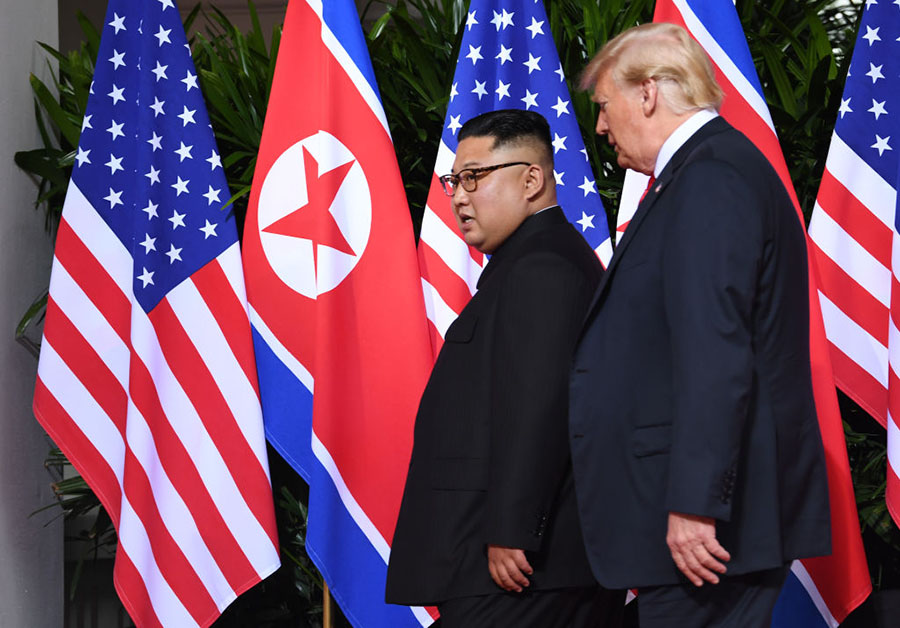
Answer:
[{"left": 584, "top": 117, "right": 732, "bottom": 315}]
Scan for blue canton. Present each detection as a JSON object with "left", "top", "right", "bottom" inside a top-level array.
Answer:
[
  {"left": 444, "top": 0, "right": 610, "bottom": 248},
  {"left": 835, "top": 1, "right": 900, "bottom": 191},
  {"left": 73, "top": 0, "right": 235, "bottom": 311}
]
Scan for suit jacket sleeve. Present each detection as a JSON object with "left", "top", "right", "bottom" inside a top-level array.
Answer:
[
  {"left": 662, "top": 159, "right": 764, "bottom": 522},
  {"left": 484, "top": 251, "right": 592, "bottom": 551}
]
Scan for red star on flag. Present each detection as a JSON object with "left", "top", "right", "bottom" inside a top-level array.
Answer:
[{"left": 264, "top": 147, "right": 355, "bottom": 271}]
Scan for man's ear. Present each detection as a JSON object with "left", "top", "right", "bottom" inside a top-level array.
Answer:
[
  {"left": 523, "top": 163, "right": 547, "bottom": 201},
  {"left": 640, "top": 78, "right": 659, "bottom": 117}
]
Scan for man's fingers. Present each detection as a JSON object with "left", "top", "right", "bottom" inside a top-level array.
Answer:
[
  {"left": 670, "top": 549, "right": 704, "bottom": 587},
  {"left": 512, "top": 551, "right": 534, "bottom": 576},
  {"left": 706, "top": 538, "right": 731, "bottom": 563},
  {"left": 487, "top": 546, "right": 531, "bottom": 591},
  {"left": 503, "top": 558, "right": 530, "bottom": 588}
]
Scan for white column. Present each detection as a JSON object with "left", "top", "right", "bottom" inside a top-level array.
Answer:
[{"left": 0, "top": 0, "right": 63, "bottom": 626}]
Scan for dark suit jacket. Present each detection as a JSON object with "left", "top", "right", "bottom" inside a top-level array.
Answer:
[
  {"left": 569, "top": 117, "right": 831, "bottom": 589},
  {"left": 386, "top": 207, "right": 603, "bottom": 606}
]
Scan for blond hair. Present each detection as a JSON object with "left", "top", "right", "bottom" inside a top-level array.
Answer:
[{"left": 580, "top": 22, "right": 723, "bottom": 114}]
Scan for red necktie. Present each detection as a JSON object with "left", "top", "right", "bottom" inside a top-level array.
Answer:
[{"left": 640, "top": 175, "right": 656, "bottom": 202}]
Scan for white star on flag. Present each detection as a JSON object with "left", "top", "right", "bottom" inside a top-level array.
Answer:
[
  {"left": 168, "top": 209, "right": 186, "bottom": 228},
  {"left": 147, "top": 132, "right": 163, "bottom": 151},
  {"left": 155, "top": 25, "right": 172, "bottom": 46},
  {"left": 145, "top": 165, "right": 161, "bottom": 185},
  {"left": 873, "top": 134, "right": 892, "bottom": 155},
  {"left": 525, "top": 16, "right": 544, "bottom": 38},
  {"left": 150, "top": 97, "right": 165, "bottom": 117},
  {"left": 199, "top": 220, "right": 219, "bottom": 239},
  {"left": 466, "top": 45, "right": 484, "bottom": 65},
  {"left": 141, "top": 200, "right": 158, "bottom": 220},
  {"left": 551, "top": 96, "right": 570, "bottom": 117},
  {"left": 552, "top": 132, "right": 567, "bottom": 153},
  {"left": 151, "top": 61, "right": 168, "bottom": 81},
  {"left": 107, "top": 120, "right": 125, "bottom": 140},
  {"left": 108, "top": 84, "right": 125, "bottom": 105},
  {"left": 496, "top": 80, "right": 511, "bottom": 100},
  {"left": 104, "top": 187, "right": 123, "bottom": 208},
  {"left": 496, "top": 44, "right": 513, "bottom": 64},
  {"left": 109, "top": 50, "right": 126, "bottom": 70},
  {"left": 165, "top": 243, "right": 182, "bottom": 263},
  {"left": 578, "top": 176, "right": 597, "bottom": 196},
  {"left": 576, "top": 211, "right": 595, "bottom": 231},
  {"left": 521, "top": 89, "right": 538, "bottom": 109},
  {"left": 203, "top": 185, "right": 221, "bottom": 205},
  {"left": 75, "top": 147, "right": 91, "bottom": 167},
  {"left": 105, "top": 154, "right": 124, "bottom": 174},
  {"left": 182, "top": 70, "right": 198, "bottom": 91},
  {"left": 137, "top": 267, "right": 154, "bottom": 287},
  {"left": 178, "top": 105, "right": 197, "bottom": 126},
  {"left": 867, "top": 62, "right": 885, "bottom": 83},
  {"left": 171, "top": 176, "right": 190, "bottom": 196},
  {"left": 206, "top": 150, "right": 222, "bottom": 170},
  {"left": 108, "top": 13, "right": 125, "bottom": 34},
  {"left": 140, "top": 234, "right": 156, "bottom": 253},
  {"left": 174, "top": 142, "right": 193, "bottom": 161}
]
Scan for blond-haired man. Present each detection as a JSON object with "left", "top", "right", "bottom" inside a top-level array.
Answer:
[{"left": 569, "top": 23, "right": 831, "bottom": 627}]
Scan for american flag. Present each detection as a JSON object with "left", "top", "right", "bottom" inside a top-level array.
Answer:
[
  {"left": 418, "top": 0, "right": 612, "bottom": 353},
  {"left": 241, "top": 0, "right": 434, "bottom": 626},
  {"left": 619, "top": 1, "right": 870, "bottom": 626},
  {"left": 808, "top": 1, "right": 900, "bottom": 529},
  {"left": 33, "top": 1, "right": 280, "bottom": 625}
]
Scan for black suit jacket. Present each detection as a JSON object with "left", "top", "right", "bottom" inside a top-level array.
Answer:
[
  {"left": 569, "top": 118, "right": 831, "bottom": 589},
  {"left": 386, "top": 207, "right": 603, "bottom": 606}
]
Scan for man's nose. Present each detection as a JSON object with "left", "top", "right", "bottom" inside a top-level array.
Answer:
[
  {"left": 451, "top": 184, "right": 469, "bottom": 209},
  {"left": 595, "top": 115, "right": 609, "bottom": 135}
]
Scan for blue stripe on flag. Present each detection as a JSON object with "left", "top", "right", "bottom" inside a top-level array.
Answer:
[
  {"left": 306, "top": 465, "right": 427, "bottom": 628},
  {"left": 321, "top": 2, "right": 383, "bottom": 102},
  {"left": 253, "top": 328, "right": 315, "bottom": 481},
  {"left": 771, "top": 571, "right": 830, "bottom": 628},
  {"left": 254, "top": 327, "right": 426, "bottom": 627},
  {"left": 683, "top": 0, "right": 766, "bottom": 100}
]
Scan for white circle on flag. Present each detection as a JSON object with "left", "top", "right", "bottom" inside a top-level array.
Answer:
[{"left": 257, "top": 131, "right": 372, "bottom": 298}]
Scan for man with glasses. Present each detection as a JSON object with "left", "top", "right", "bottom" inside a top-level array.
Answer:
[{"left": 386, "top": 109, "right": 622, "bottom": 627}]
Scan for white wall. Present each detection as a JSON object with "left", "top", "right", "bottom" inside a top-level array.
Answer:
[{"left": 0, "top": 0, "right": 64, "bottom": 626}]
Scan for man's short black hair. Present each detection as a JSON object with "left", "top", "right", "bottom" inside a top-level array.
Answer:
[{"left": 458, "top": 109, "right": 554, "bottom": 167}]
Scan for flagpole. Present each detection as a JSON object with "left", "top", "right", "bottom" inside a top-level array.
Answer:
[{"left": 323, "top": 582, "right": 333, "bottom": 628}]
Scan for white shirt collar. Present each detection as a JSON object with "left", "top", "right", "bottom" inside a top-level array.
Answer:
[{"left": 654, "top": 109, "right": 719, "bottom": 178}]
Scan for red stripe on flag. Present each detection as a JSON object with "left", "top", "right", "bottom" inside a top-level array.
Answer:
[
  {"left": 818, "top": 169, "right": 893, "bottom": 265},
  {"left": 811, "top": 243, "right": 889, "bottom": 343},
  {"left": 147, "top": 299, "right": 279, "bottom": 547},
  {"left": 417, "top": 241, "right": 470, "bottom": 316},
  {"left": 193, "top": 260, "right": 261, "bottom": 399},
  {"left": 33, "top": 377, "right": 123, "bottom": 526},
  {"left": 425, "top": 174, "right": 486, "bottom": 268},
  {"left": 827, "top": 340, "right": 888, "bottom": 428},
  {"left": 112, "top": 548, "right": 165, "bottom": 628},
  {"left": 121, "top": 449, "right": 220, "bottom": 625},
  {"left": 54, "top": 219, "right": 131, "bottom": 345},
  {"left": 44, "top": 295, "right": 129, "bottom": 438},
  {"left": 127, "top": 357, "right": 261, "bottom": 591}
]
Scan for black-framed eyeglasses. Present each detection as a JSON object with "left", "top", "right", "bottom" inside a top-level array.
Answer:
[{"left": 438, "top": 162, "right": 531, "bottom": 196}]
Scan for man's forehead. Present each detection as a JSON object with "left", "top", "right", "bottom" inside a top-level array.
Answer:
[{"left": 454, "top": 135, "right": 501, "bottom": 168}]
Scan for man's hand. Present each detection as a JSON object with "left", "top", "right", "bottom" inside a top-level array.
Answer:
[
  {"left": 666, "top": 512, "right": 731, "bottom": 587},
  {"left": 487, "top": 545, "right": 533, "bottom": 592}
]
